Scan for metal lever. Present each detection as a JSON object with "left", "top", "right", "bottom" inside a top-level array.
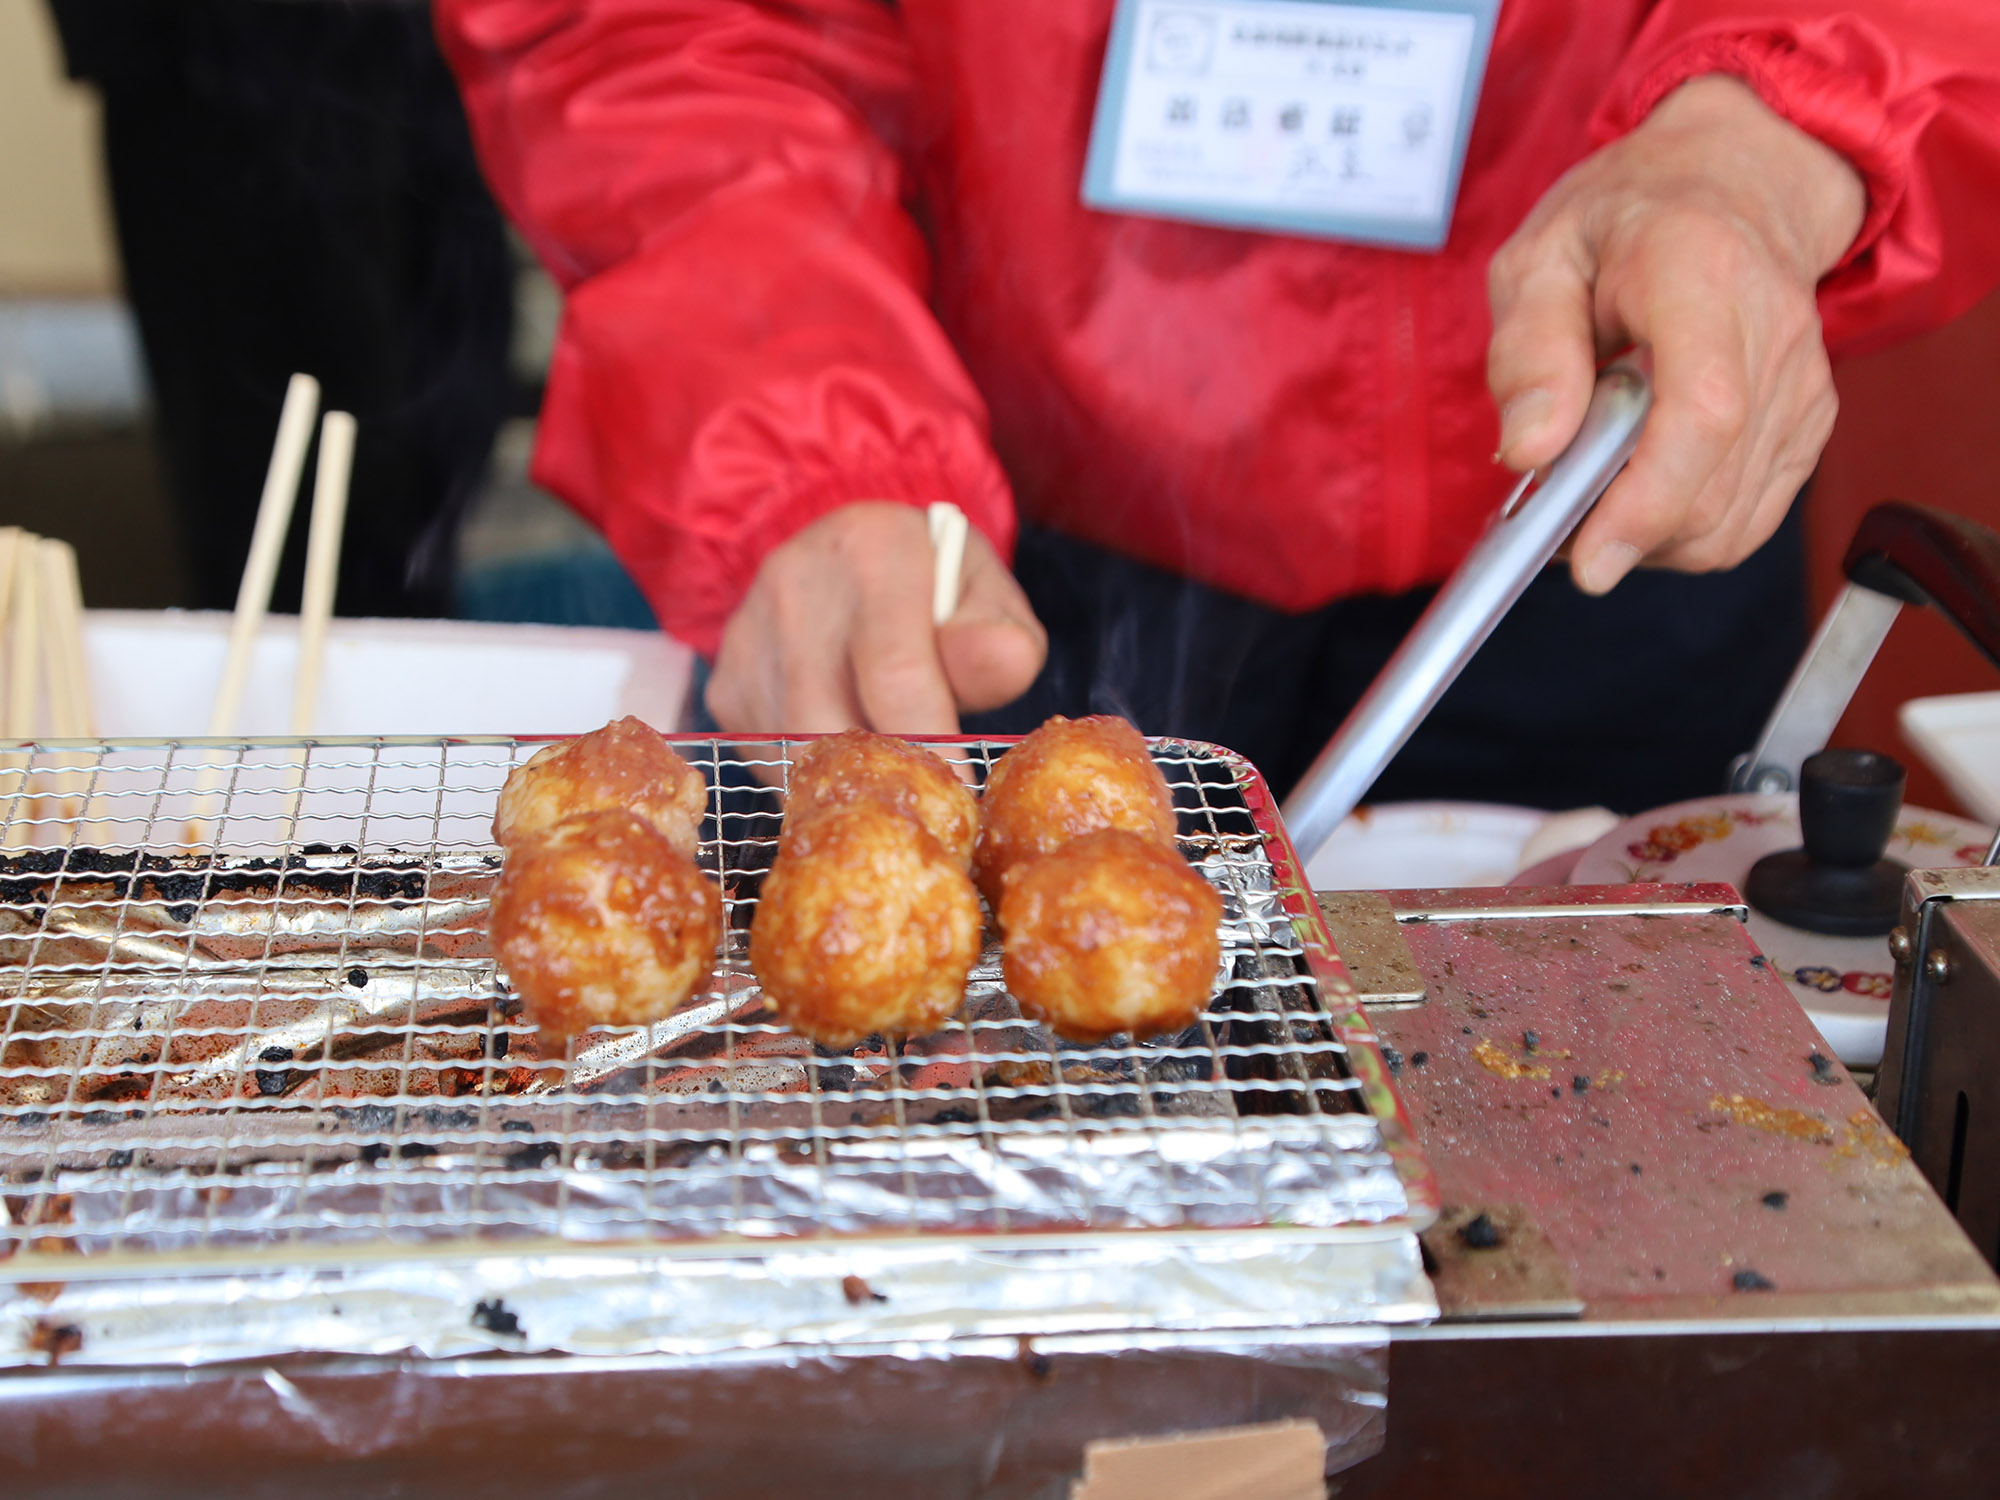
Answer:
[
  {"left": 1732, "top": 502, "right": 2000, "bottom": 795},
  {"left": 1282, "top": 352, "right": 1653, "bottom": 864}
]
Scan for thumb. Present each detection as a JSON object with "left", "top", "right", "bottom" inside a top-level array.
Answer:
[{"left": 938, "top": 529, "right": 1046, "bottom": 715}]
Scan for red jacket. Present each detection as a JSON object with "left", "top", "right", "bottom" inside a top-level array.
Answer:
[{"left": 439, "top": 0, "right": 2000, "bottom": 657}]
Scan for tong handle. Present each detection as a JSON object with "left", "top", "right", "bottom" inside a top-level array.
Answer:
[
  {"left": 1844, "top": 501, "right": 2000, "bottom": 670},
  {"left": 1732, "top": 502, "right": 2000, "bottom": 796},
  {"left": 1281, "top": 351, "right": 1654, "bottom": 864}
]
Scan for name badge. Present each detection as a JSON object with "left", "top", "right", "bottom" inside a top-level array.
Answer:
[{"left": 1082, "top": 0, "right": 1500, "bottom": 249}]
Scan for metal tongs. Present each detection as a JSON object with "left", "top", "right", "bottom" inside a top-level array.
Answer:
[{"left": 1283, "top": 351, "right": 1655, "bottom": 862}]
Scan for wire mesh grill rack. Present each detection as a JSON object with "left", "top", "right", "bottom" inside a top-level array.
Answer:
[{"left": 0, "top": 735, "right": 1435, "bottom": 1364}]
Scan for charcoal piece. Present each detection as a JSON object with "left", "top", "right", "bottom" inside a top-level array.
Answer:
[
  {"left": 504, "top": 1141, "right": 561, "bottom": 1170},
  {"left": 1761, "top": 1190, "right": 1790, "bottom": 1210},
  {"left": 1571, "top": 1074, "right": 1590, "bottom": 1094},
  {"left": 1381, "top": 1046, "right": 1405, "bottom": 1077},
  {"left": 812, "top": 1064, "right": 856, "bottom": 1094},
  {"left": 1732, "top": 1268, "right": 1776, "bottom": 1292},
  {"left": 347, "top": 968, "right": 369, "bottom": 988},
  {"left": 1522, "top": 1030, "right": 1540, "bottom": 1051},
  {"left": 1409, "top": 1051, "right": 1429, "bottom": 1068},
  {"left": 472, "top": 1298, "right": 523, "bottom": 1337},
  {"left": 1457, "top": 1212, "right": 1502, "bottom": 1250}
]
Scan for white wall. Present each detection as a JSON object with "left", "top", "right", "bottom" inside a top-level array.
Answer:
[{"left": 0, "top": 1, "right": 118, "bottom": 296}]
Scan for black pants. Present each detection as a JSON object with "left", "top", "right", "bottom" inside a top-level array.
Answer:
[
  {"left": 49, "top": 0, "right": 515, "bottom": 617},
  {"left": 966, "top": 506, "right": 1810, "bottom": 814}
]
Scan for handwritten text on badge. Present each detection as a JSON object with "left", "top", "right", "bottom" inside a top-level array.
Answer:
[{"left": 1086, "top": 0, "right": 1492, "bottom": 247}]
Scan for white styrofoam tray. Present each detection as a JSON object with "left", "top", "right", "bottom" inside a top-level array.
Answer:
[
  {"left": 78, "top": 610, "right": 695, "bottom": 740},
  {"left": 1901, "top": 690, "right": 2000, "bottom": 824}
]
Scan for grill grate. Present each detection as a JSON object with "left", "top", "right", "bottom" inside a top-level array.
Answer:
[{"left": 0, "top": 737, "right": 1415, "bottom": 1265}]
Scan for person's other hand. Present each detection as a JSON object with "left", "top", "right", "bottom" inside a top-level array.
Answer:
[
  {"left": 706, "top": 501, "right": 1047, "bottom": 735},
  {"left": 1487, "top": 75, "right": 1867, "bottom": 595}
]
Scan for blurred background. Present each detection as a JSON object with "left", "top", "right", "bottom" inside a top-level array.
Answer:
[
  {"left": 0, "top": 0, "right": 652, "bottom": 633},
  {"left": 1, "top": 0, "right": 1996, "bottom": 809}
]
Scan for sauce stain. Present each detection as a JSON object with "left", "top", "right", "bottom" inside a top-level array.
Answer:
[
  {"left": 1710, "top": 1094, "right": 1834, "bottom": 1145},
  {"left": 1474, "top": 1039, "right": 1551, "bottom": 1081},
  {"left": 1836, "top": 1109, "right": 1911, "bottom": 1166}
]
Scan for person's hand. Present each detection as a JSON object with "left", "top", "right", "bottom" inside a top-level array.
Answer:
[
  {"left": 706, "top": 501, "right": 1047, "bottom": 735},
  {"left": 1488, "top": 75, "right": 1867, "bottom": 595}
]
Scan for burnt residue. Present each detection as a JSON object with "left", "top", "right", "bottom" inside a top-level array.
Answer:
[
  {"left": 471, "top": 1298, "right": 523, "bottom": 1337},
  {"left": 252, "top": 1046, "right": 296, "bottom": 1098},
  {"left": 0, "top": 847, "right": 431, "bottom": 925},
  {"left": 27, "top": 1319, "right": 83, "bottom": 1364},
  {"left": 840, "top": 1274, "right": 887, "bottom": 1305},
  {"left": 1732, "top": 1268, "right": 1776, "bottom": 1292},
  {"left": 1808, "top": 1052, "right": 1838, "bottom": 1085},
  {"left": 503, "top": 1140, "right": 561, "bottom": 1171},
  {"left": 1761, "top": 1190, "right": 1790, "bottom": 1210},
  {"left": 1456, "top": 1212, "right": 1502, "bottom": 1251},
  {"left": 1015, "top": 1336, "right": 1053, "bottom": 1381}
]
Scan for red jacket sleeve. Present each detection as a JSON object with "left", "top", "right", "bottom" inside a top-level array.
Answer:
[
  {"left": 435, "top": 0, "right": 1015, "bottom": 656},
  {"left": 1594, "top": 2, "right": 2000, "bottom": 356}
]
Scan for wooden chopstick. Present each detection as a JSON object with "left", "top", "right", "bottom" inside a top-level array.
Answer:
[
  {"left": 34, "top": 538, "right": 94, "bottom": 838},
  {"left": 3, "top": 542, "right": 41, "bottom": 850},
  {"left": 37, "top": 538, "right": 92, "bottom": 739},
  {"left": 205, "top": 372, "right": 320, "bottom": 738},
  {"left": 6, "top": 538, "right": 40, "bottom": 742},
  {"left": 290, "top": 410, "right": 354, "bottom": 736},
  {"left": 186, "top": 372, "right": 320, "bottom": 846},
  {"left": 928, "top": 501, "right": 969, "bottom": 627}
]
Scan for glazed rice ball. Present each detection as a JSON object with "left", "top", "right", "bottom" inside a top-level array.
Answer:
[
  {"left": 493, "top": 716, "right": 706, "bottom": 855},
  {"left": 786, "top": 730, "right": 978, "bottom": 869},
  {"left": 998, "top": 829, "right": 1223, "bottom": 1044},
  {"left": 750, "top": 803, "right": 981, "bottom": 1048},
  {"left": 489, "top": 809, "right": 721, "bottom": 1046},
  {"left": 974, "top": 715, "right": 1177, "bottom": 904}
]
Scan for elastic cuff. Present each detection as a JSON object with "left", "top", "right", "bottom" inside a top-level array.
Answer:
[{"left": 1596, "top": 33, "right": 1906, "bottom": 275}]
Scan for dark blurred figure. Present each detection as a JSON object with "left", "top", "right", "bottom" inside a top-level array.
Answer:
[{"left": 48, "top": 0, "right": 514, "bottom": 616}]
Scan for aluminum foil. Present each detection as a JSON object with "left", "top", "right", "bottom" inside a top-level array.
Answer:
[
  {"left": 0, "top": 735, "right": 1436, "bottom": 1369},
  {"left": 0, "top": 1230, "right": 1428, "bottom": 1369}
]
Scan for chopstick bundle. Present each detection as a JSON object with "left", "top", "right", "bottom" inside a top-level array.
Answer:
[{"left": 0, "top": 528, "right": 97, "bottom": 847}]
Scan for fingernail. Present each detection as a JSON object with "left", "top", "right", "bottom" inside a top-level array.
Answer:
[
  {"left": 1497, "top": 389, "right": 1555, "bottom": 462},
  {"left": 1576, "top": 541, "right": 1641, "bottom": 596}
]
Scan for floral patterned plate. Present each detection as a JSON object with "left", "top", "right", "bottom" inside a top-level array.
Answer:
[{"left": 1571, "top": 794, "right": 1995, "bottom": 1068}]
